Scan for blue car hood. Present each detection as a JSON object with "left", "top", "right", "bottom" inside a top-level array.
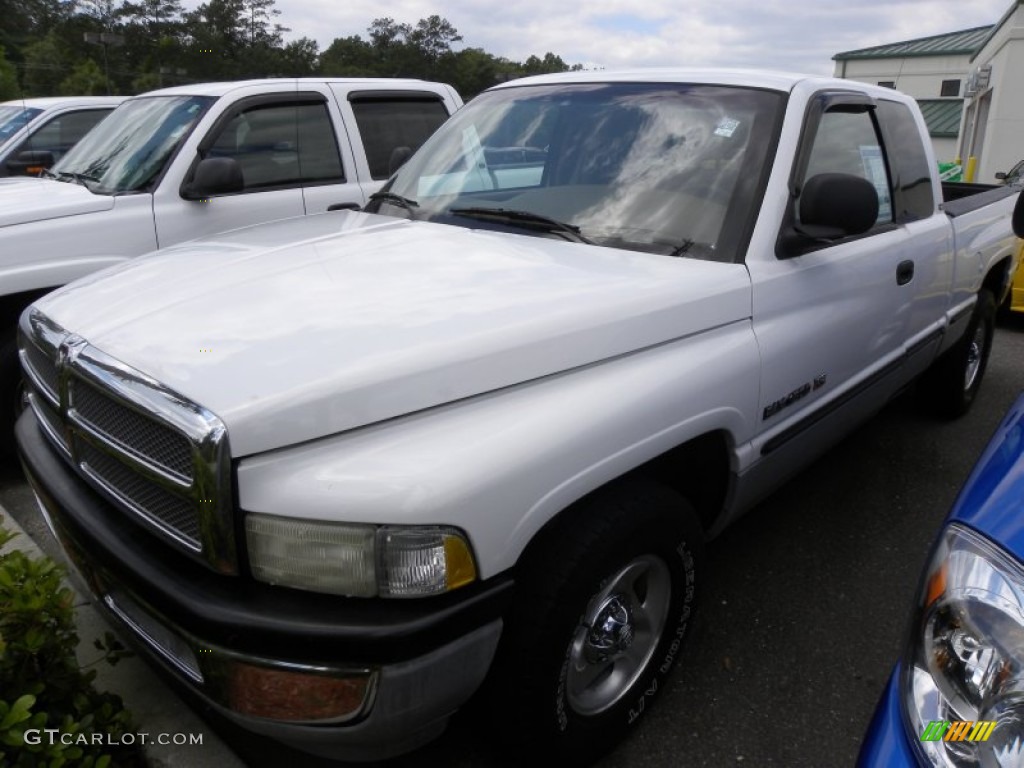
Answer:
[{"left": 949, "top": 391, "right": 1024, "bottom": 560}]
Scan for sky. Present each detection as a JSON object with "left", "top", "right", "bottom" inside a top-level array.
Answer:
[{"left": 265, "top": 0, "right": 1015, "bottom": 75}]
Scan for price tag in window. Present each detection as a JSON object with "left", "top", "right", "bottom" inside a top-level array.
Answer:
[{"left": 859, "top": 145, "right": 892, "bottom": 222}]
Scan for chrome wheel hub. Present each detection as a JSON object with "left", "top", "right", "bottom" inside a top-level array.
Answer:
[
  {"left": 584, "top": 596, "right": 635, "bottom": 663},
  {"left": 964, "top": 324, "right": 985, "bottom": 392},
  {"left": 566, "top": 554, "right": 671, "bottom": 716}
]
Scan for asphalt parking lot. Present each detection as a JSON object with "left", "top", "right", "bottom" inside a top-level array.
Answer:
[{"left": 2, "top": 316, "right": 1022, "bottom": 768}]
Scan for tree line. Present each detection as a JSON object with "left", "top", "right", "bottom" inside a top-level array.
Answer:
[{"left": 0, "top": 0, "right": 581, "bottom": 101}]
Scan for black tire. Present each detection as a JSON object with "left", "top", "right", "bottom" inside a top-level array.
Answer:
[
  {"left": 923, "top": 289, "right": 995, "bottom": 418},
  {"left": 0, "top": 332, "right": 22, "bottom": 458},
  {"left": 488, "top": 479, "right": 703, "bottom": 765}
]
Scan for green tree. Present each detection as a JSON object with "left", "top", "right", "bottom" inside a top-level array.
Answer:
[
  {"left": 58, "top": 57, "right": 109, "bottom": 94},
  {"left": 119, "top": 0, "right": 186, "bottom": 88},
  {"left": 0, "top": 46, "right": 19, "bottom": 100},
  {"left": 241, "top": 0, "right": 286, "bottom": 46},
  {"left": 0, "top": 0, "right": 73, "bottom": 60},
  {"left": 130, "top": 69, "right": 161, "bottom": 92},
  {"left": 367, "top": 17, "right": 418, "bottom": 76},
  {"left": 278, "top": 36, "right": 317, "bottom": 76},
  {"left": 78, "top": 0, "right": 120, "bottom": 30},
  {"left": 367, "top": 16, "right": 409, "bottom": 50},
  {"left": 21, "top": 33, "right": 65, "bottom": 95},
  {"left": 409, "top": 14, "right": 461, "bottom": 64},
  {"left": 181, "top": 0, "right": 246, "bottom": 78},
  {"left": 523, "top": 52, "right": 571, "bottom": 75},
  {"left": 180, "top": 0, "right": 290, "bottom": 79},
  {"left": 441, "top": 47, "right": 500, "bottom": 99},
  {"left": 320, "top": 16, "right": 579, "bottom": 95},
  {"left": 319, "top": 35, "right": 377, "bottom": 76}
]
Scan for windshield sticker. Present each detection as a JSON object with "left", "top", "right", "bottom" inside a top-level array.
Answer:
[{"left": 714, "top": 118, "right": 740, "bottom": 138}]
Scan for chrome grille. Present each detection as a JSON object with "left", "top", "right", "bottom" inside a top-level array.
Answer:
[
  {"left": 72, "top": 380, "right": 193, "bottom": 481},
  {"left": 79, "top": 441, "right": 202, "bottom": 547},
  {"left": 103, "top": 588, "right": 203, "bottom": 683},
  {"left": 32, "top": 395, "right": 69, "bottom": 454},
  {"left": 17, "top": 308, "right": 237, "bottom": 574},
  {"left": 22, "top": 340, "right": 59, "bottom": 400}
]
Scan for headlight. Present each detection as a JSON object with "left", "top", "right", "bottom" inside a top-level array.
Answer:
[
  {"left": 245, "top": 514, "right": 477, "bottom": 598},
  {"left": 904, "top": 524, "right": 1024, "bottom": 767}
]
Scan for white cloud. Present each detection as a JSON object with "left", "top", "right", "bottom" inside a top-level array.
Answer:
[{"left": 248, "top": 0, "right": 1015, "bottom": 76}]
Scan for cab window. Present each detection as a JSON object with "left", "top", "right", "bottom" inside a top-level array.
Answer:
[
  {"left": 799, "top": 108, "right": 893, "bottom": 227},
  {"left": 876, "top": 100, "right": 936, "bottom": 222},
  {"left": 205, "top": 101, "right": 344, "bottom": 191},
  {"left": 13, "top": 108, "right": 113, "bottom": 164}
]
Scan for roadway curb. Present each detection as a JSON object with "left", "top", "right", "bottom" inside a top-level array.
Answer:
[{"left": 0, "top": 504, "right": 247, "bottom": 768}]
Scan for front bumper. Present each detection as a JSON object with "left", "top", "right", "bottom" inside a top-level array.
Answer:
[
  {"left": 858, "top": 664, "right": 919, "bottom": 766},
  {"left": 16, "top": 409, "right": 511, "bottom": 761}
]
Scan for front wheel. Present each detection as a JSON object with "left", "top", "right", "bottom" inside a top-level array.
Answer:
[
  {"left": 923, "top": 289, "right": 995, "bottom": 419},
  {"left": 488, "top": 480, "right": 703, "bottom": 764}
]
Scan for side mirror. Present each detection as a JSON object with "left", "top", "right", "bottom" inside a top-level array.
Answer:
[
  {"left": 181, "top": 157, "right": 243, "bottom": 200},
  {"left": 8, "top": 150, "right": 56, "bottom": 176},
  {"left": 995, "top": 171, "right": 1008, "bottom": 181},
  {"left": 388, "top": 146, "right": 412, "bottom": 176},
  {"left": 1012, "top": 190, "right": 1024, "bottom": 239},
  {"left": 798, "top": 173, "right": 879, "bottom": 240}
]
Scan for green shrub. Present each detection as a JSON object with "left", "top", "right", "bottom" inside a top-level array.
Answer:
[{"left": 0, "top": 518, "right": 145, "bottom": 767}]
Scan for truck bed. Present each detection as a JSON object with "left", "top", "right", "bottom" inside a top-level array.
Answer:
[{"left": 942, "top": 181, "right": 1016, "bottom": 216}]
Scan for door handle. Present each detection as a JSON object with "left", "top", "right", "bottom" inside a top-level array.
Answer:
[
  {"left": 896, "top": 260, "right": 915, "bottom": 285},
  {"left": 327, "top": 202, "right": 361, "bottom": 212}
]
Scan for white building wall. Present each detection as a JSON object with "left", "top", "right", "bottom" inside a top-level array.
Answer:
[
  {"left": 932, "top": 136, "right": 959, "bottom": 163},
  {"left": 963, "top": 4, "right": 1024, "bottom": 180},
  {"left": 834, "top": 54, "right": 972, "bottom": 99},
  {"left": 835, "top": 2, "right": 1024, "bottom": 181}
]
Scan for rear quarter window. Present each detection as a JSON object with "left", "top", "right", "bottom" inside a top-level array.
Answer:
[
  {"left": 876, "top": 100, "right": 936, "bottom": 222},
  {"left": 350, "top": 97, "right": 451, "bottom": 180}
]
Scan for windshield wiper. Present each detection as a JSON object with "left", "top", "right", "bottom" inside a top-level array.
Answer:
[
  {"left": 54, "top": 170, "right": 101, "bottom": 190},
  {"left": 449, "top": 207, "right": 593, "bottom": 245},
  {"left": 669, "top": 239, "right": 695, "bottom": 257},
  {"left": 366, "top": 191, "right": 419, "bottom": 213}
]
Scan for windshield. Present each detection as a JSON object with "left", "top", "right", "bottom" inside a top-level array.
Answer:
[
  {"left": 0, "top": 106, "right": 43, "bottom": 143},
  {"left": 51, "top": 95, "right": 214, "bottom": 194},
  {"left": 374, "top": 83, "right": 784, "bottom": 261}
]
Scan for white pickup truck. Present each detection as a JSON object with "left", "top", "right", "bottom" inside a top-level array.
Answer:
[
  {"left": 0, "top": 77, "right": 463, "bottom": 450},
  {"left": 15, "top": 70, "right": 1022, "bottom": 764},
  {"left": 0, "top": 96, "right": 125, "bottom": 176}
]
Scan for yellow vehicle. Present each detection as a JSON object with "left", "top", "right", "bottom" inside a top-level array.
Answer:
[{"left": 1008, "top": 240, "right": 1024, "bottom": 314}]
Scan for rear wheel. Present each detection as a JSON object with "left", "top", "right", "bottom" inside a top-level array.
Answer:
[
  {"left": 488, "top": 480, "right": 703, "bottom": 764},
  {"left": 923, "top": 289, "right": 995, "bottom": 419}
]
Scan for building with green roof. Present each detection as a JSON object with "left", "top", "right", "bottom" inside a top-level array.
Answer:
[
  {"left": 834, "top": 26, "right": 993, "bottom": 63},
  {"left": 833, "top": 2, "right": 1024, "bottom": 181}
]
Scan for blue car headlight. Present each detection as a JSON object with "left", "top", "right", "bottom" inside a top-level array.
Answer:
[{"left": 903, "top": 524, "right": 1024, "bottom": 767}]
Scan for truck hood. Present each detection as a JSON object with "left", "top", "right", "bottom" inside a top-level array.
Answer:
[
  {"left": 0, "top": 177, "right": 113, "bottom": 228},
  {"left": 36, "top": 211, "right": 752, "bottom": 456}
]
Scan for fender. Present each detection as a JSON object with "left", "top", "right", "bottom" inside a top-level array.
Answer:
[
  {"left": 0, "top": 193, "right": 156, "bottom": 296},
  {"left": 237, "top": 321, "right": 761, "bottom": 578}
]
